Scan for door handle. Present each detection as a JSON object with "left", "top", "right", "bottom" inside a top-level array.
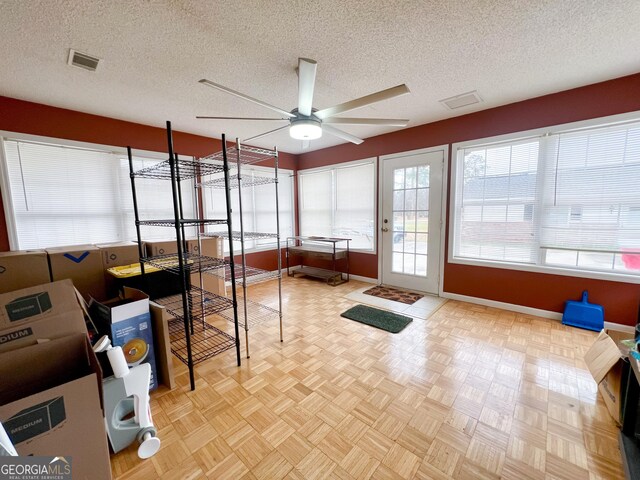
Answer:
[{"left": 382, "top": 227, "right": 389, "bottom": 232}]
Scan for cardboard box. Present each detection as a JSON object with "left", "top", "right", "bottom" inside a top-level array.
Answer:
[
  {"left": 584, "top": 328, "right": 635, "bottom": 424},
  {"left": 96, "top": 242, "right": 143, "bottom": 297},
  {"left": 188, "top": 236, "right": 225, "bottom": 296},
  {"left": 46, "top": 245, "right": 106, "bottom": 301},
  {"left": 96, "top": 242, "right": 142, "bottom": 269},
  {"left": 145, "top": 237, "right": 225, "bottom": 296},
  {"left": 0, "top": 250, "right": 51, "bottom": 294},
  {"left": 0, "top": 333, "right": 111, "bottom": 480},
  {"left": 90, "top": 288, "right": 157, "bottom": 391},
  {"left": 0, "top": 280, "right": 88, "bottom": 353},
  {"left": 187, "top": 237, "right": 222, "bottom": 257},
  {"left": 150, "top": 302, "right": 175, "bottom": 389},
  {"left": 146, "top": 237, "right": 221, "bottom": 258},
  {"left": 5, "top": 396, "right": 66, "bottom": 444},
  {"left": 145, "top": 239, "right": 181, "bottom": 257}
]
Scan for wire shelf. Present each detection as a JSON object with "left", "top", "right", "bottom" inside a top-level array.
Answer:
[
  {"left": 137, "top": 218, "right": 227, "bottom": 228},
  {"left": 167, "top": 318, "right": 235, "bottom": 365},
  {"left": 154, "top": 285, "right": 233, "bottom": 321},
  {"left": 206, "top": 231, "right": 278, "bottom": 241},
  {"left": 197, "top": 173, "right": 276, "bottom": 189},
  {"left": 201, "top": 144, "right": 276, "bottom": 166},
  {"left": 218, "top": 298, "right": 280, "bottom": 328},
  {"left": 142, "top": 253, "right": 227, "bottom": 275},
  {"left": 224, "top": 264, "right": 280, "bottom": 285},
  {"left": 132, "top": 157, "right": 224, "bottom": 180}
]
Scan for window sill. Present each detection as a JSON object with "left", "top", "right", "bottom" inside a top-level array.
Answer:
[
  {"left": 224, "top": 244, "right": 283, "bottom": 256},
  {"left": 448, "top": 256, "right": 640, "bottom": 285}
]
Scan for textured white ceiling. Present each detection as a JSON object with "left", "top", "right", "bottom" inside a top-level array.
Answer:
[{"left": 1, "top": 1, "right": 639, "bottom": 154}]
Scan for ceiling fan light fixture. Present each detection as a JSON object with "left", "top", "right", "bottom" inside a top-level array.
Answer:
[{"left": 289, "top": 118, "right": 322, "bottom": 140}]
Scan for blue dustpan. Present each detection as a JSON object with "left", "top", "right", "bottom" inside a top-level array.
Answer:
[{"left": 562, "top": 290, "right": 604, "bottom": 331}]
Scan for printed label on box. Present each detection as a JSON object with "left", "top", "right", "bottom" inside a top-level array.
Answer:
[
  {"left": 5, "top": 396, "right": 66, "bottom": 444},
  {"left": 0, "top": 327, "right": 33, "bottom": 346},
  {"left": 6, "top": 293, "right": 52, "bottom": 322}
]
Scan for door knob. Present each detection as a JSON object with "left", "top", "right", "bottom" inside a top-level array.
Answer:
[{"left": 382, "top": 227, "right": 389, "bottom": 232}]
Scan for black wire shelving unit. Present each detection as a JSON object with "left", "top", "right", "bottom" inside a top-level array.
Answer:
[
  {"left": 127, "top": 123, "right": 240, "bottom": 391},
  {"left": 197, "top": 140, "right": 284, "bottom": 358},
  {"left": 140, "top": 253, "right": 227, "bottom": 275}
]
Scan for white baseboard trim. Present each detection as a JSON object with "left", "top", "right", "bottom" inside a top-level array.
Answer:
[
  {"left": 604, "top": 322, "right": 636, "bottom": 334},
  {"left": 441, "top": 291, "right": 635, "bottom": 333},
  {"left": 348, "top": 274, "right": 377, "bottom": 284},
  {"left": 287, "top": 265, "right": 377, "bottom": 284}
]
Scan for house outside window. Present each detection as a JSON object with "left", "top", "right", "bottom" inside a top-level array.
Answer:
[{"left": 451, "top": 114, "right": 640, "bottom": 281}]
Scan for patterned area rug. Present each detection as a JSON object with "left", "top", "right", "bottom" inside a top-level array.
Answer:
[{"left": 362, "top": 285, "right": 424, "bottom": 305}]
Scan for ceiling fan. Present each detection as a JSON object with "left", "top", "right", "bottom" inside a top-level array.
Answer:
[{"left": 197, "top": 58, "right": 410, "bottom": 146}]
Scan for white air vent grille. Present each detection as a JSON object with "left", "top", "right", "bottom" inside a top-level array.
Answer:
[
  {"left": 67, "top": 49, "right": 100, "bottom": 71},
  {"left": 440, "top": 91, "right": 482, "bottom": 110}
]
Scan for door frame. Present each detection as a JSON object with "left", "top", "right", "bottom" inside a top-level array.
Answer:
[{"left": 377, "top": 145, "right": 449, "bottom": 294}]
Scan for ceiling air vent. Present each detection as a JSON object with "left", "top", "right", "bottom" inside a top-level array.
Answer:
[
  {"left": 440, "top": 90, "right": 482, "bottom": 110},
  {"left": 67, "top": 49, "right": 100, "bottom": 72}
]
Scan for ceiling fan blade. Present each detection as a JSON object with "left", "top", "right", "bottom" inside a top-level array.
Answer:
[
  {"left": 322, "top": 124, "right": 364, "bottom": 145},
  {"left": 323, "top": 117, "right": 409, "bottom": 127},
  {"left": 297, "top": 58, "right": 317, "bottom": 117},
  {"left": 315, "top": 84, "right": 410, "bottom": 120},
  {"left": 196, "top": 116, "right": 289, "bottom": 121},
  {"left": 199, "top": 79, "right": 295, "bottom": 118},
  {"left": 243, "top": 125, "right": 289, "bottom": 143}
]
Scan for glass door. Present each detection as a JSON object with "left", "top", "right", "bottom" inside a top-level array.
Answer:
[{"left": 381, "top": 150, "right": 443, "bottom": 293}]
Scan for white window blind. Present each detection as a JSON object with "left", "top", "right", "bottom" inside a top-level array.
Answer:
[
  {"left": 540, "top": 124, "right": 640, "bottom": 271},
  {"left": 299, "top": 159, "right": 375, "bottom": 251},
  {"left": 2, "top": 138, "right": 194, "bottom": 249},
  {"left": 116, "top": 154, "right": 196, "bottom": 242},
  {"left": 455, "top": 140, "right": 539, "bottom": 263},
  {"left": 299, "top": 169, "right": 333, "bottom": 238},
  {"left": 453, "top": 118, "right": 640, "bottom": 277},
  {"left": 202, "top": 167, "right": 294, "bottom": 253}
]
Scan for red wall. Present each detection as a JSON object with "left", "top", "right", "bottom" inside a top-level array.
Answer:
[
  {"left": 0, "top": 96, "right": 298, "bottom": 267},
  {"left": 299, "top": 73, "right": 640, "bottom": 326}
]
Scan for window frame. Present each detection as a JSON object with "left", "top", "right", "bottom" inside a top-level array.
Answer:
[
  {"left": 201, "top": 163, "right": 296, "bottom": 255},
  {"left": 0, "top": 131, "right": 187, "bottom": 250},
  {"left": 449, "top": 110, "right": 640, "bottom": 285},
  {"left": 297, "top": 157, "right": 377, "bottom": 254}
]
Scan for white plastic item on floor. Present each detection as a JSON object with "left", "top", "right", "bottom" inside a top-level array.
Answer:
[{"left": 93, "top": 336, "right": 161, "bottom": 459}]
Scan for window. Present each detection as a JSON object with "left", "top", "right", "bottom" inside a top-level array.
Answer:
[
  {"left": 1, "top": 137, "right": 195, "bottom": 249},
  {"left": 201, "top": 165, "right": 294, "bottom": 253},
  {"left": 298, "top": 159, "right": 376, "bottom": 252},
  {"left": 451, "top": 115, "right": 640, "bottom": 280}
]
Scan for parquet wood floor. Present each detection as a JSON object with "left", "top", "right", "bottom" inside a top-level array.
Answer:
[{"left": 110, "top": 278, "right": 624, "bottom": 479}]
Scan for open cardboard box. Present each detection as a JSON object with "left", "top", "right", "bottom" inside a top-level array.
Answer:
[
  {"left": 90, "top": 287, "right": 158, "bottom": 391},
  {"left": 0, "top": 333, "right": 111, "bottom": 480},
  {"left": 584, "top": 328, "right": 635, "bottom": 425}
]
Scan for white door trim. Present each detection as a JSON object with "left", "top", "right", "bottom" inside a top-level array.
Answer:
[{"left": 377, "top": 145, "right": 450, "bottom": 292}]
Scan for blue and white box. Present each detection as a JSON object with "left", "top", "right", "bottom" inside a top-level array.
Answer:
[{"left": 90, "top": 288, "right": 157, "bottom": 391}]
